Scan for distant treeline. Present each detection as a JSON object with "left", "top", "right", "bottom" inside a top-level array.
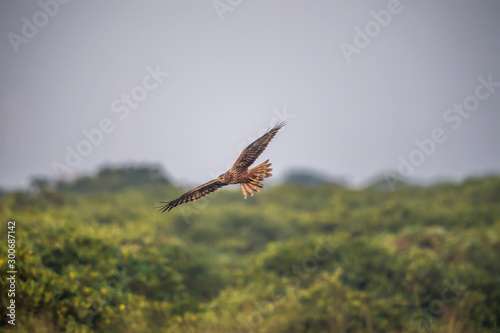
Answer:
[
  {"left": 23, "top": 163, "right": 493, "bottom": 195},
  {"left": 27, "top": 164, "right": 346, "bottom": 194}
]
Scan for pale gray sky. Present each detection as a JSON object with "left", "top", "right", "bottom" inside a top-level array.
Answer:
[{"left": 1, "top": 0, "right": 499, "bottom": 189}]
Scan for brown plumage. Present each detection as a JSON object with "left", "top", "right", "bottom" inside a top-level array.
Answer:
[{"left": 158, "top": 121, "right": 286, "bottom": 212}]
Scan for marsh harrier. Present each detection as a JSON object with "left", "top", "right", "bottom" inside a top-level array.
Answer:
[{"left": 159, "top": 121, "right": 286, "bottom": 212}]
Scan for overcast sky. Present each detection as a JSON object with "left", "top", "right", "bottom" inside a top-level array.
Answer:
[{"left": 1, "top": 0, "right": 499, "bottom": 189}]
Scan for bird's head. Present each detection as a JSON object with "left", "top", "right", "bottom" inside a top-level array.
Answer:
[{"left": 217, "top": 173, "right": 228, "bottom": 184}]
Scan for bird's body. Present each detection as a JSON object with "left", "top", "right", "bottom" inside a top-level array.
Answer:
[{"left": 159, "top": 121, "right": 286, "bottom": 212}]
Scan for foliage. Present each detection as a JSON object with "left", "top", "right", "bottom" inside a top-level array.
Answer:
[{"left": 1, "top": 168, "right": 499, "bottom": 332}]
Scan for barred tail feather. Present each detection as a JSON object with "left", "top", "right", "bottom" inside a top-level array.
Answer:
[
  {"left": 249, "top": 159, "right": 273, "bottom": 182},
  {"left": 240, "top": 160, "right": 273, "bottom": 199},
  {"left": 241, "top": 183, "right": 253, "bottom": 199}
]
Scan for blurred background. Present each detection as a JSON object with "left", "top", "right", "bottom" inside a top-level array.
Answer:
[
  {"left": 1, "top": 0, "right": 499, "bottom": 189},
  {"left": 1, "top": 1, "right": 500, "bottom": 333}
]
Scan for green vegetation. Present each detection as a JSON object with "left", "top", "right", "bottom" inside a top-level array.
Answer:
[{"left": 1, "top": 166, "right": 499, "bottom": 332}]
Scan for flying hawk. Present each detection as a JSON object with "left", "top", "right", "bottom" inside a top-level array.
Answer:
[{"left": 159, "top": 121, "right": 286, "bottom": 212}]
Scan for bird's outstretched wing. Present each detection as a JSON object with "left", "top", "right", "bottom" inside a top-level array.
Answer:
[
  {"left": 232, "top": 121, "right": 286, "bottom": 171},
  {"left": 158, "top": 179, "right": 226, "bottom": 212}
]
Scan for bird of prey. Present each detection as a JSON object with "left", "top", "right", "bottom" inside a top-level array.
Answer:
[{"left": 158, "top": 121, "right": 286, "bottom": 212}]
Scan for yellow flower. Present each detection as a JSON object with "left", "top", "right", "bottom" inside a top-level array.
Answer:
[{"left": 119, "top": 304, "right": 126, "bottom": 311}]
